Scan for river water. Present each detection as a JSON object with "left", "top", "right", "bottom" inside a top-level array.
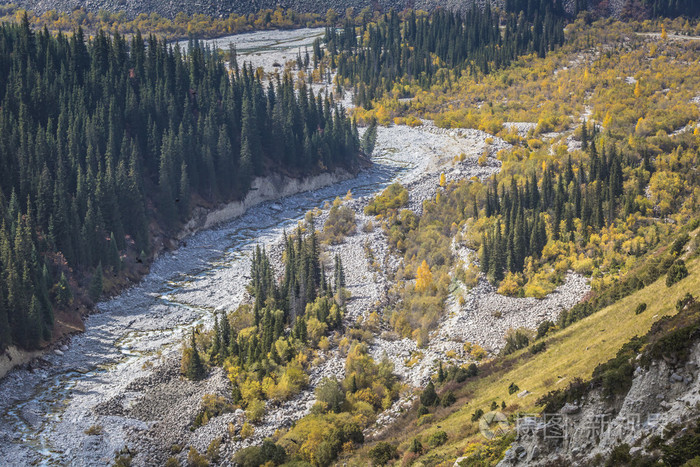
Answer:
[{"left": 0, "top": 28, "right": 429, "bottom": 466}]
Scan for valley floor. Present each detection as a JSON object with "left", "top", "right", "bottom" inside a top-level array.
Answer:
[{"left": 0, "top": 27, "right": 593, "bottom": 466}]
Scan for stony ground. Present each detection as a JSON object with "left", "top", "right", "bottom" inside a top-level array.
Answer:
[{"left": 2, "top": 0, "right": 506, "bottom": 20}]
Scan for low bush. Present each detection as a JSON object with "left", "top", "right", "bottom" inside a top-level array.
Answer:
[
  {"left": 662, "top": 433, "right": 700, "bottom": 466},
  {"left": 408, "top": 438, "right": 423, "bottom": 454},
  {"left": 420, "top": 381, "right": 439, "bottom": 406},
  {"left": 234, "top": 440, "right": 286, "bottom": 467},
  {"left": 676, "top": 293, "right": 695, "bottom": 312},
  {"left": 441, "top": 391, "right": 456, "bottom": 407},
  {"left": 322, "top": 197, "right": 356, "bottom": 244},
  {"left": 644, "top": 311, "right": 700, "bottom": 366},
  {"left": 187, "top": 447, "right": 209, "bottom": 467},
  {"left": 606, "top": 444, "right": 631, "bottom": 467},
  {"left": 193, "top": 394, "right": 235, "bottom": 429},
  {"left": 245, "top": 398, "right": 266, "bottom": 422},
  {"left": 417, "top": 413, "right": 434, "bottom": 426},
  {"left": 206, "top": 438, "right": 221, "bottom": 463},
  {"left": 667, "top": 259, "right": 689, "bottom": 287},
  {"left": 502, "top": 329, "right": 531, "bottom": 356},
  {"left": 427, "top": 430, "right": 448, "bottom": 448},
  {"left": 368, "top": 442, "right": 398, "bottom": 466},
  {"left": 592, "top": 336, "right": 644, "bottom": 398},
  {"left": 635, "top": 303, "right": 647, "bottom": 315},
  {"left": 364, "top": 183, "right": 409, "bottom": 217},
  {"left": 536, "top": 378, "right": 588, "bottom": 414},
  {"left": 670, "top": 233, "right": 690, "bottom": 256},
  {"left": 536, "top": 320, "right": 555, "bottom": 339},
  {"left": 530, "top": 341, "right": 546, "bottom": 354},
  {"left": 84, "top": 425, "right": 103, "bottom": 436}
]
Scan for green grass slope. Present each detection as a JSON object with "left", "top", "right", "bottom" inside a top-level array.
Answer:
[{"left": 342, "top": 253, "right": 700, "bottom": 467}]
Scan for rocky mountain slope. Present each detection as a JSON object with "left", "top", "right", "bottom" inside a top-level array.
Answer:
[
  {"left": 0, "top": 0, "right": 501, "bottom": 19},
  {"left": 501, "top": 299, "right": 700, "bottom": 466}
]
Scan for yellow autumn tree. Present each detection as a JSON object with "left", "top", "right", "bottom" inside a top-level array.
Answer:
[
  {"left": 375, "top": 105, "right": 391, "bottom": 125},
  {"left": 634, "top": 80, "right": 642, "bottom": 98},
  {"left": 415, "top": 260, "right": 433, "bottom": 293},
  {"left": 603, "top": 111, "right": 613, "bottom": 129},
  {"left": 439, "top": 172, "right": 446, "bottom": 187}
]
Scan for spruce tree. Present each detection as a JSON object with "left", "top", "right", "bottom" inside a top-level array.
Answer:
[
  {"left": 27, "top": 295, "right": 42, "bottom": 348},
  {"left": 210, "top": 313, "right": 221, "bottom": 364},
  {"left": 109, "top": 232, "right": 121, "bottom": 272},
  {"left": 89, "top": 263, "right": 103, "bottom": 302},
  {"left": 420, "top": 380, "right": 438, "bottom": 406},
  {"left": 0, "top": 286, "right": 10, "bottom": 349},
  {"left": 185, "top": 329, "right": 206, "bottom": 381}
]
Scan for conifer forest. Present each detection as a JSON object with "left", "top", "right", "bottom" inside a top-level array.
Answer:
[{"left": 0, "top": 17, "right": 359, "bottom": 351}]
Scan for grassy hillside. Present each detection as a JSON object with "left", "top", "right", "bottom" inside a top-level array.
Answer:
[{"left": 342, "top": 246, "right": 700, "bottom": 466}]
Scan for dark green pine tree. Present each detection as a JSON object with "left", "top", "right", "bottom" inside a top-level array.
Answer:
[
  {"left": 185, "top": 329, "right": 206, "bottom": 381},
  {"left": 178, "top": 162, "right": 191, "bottom": 221},
  {"left": 27, "top": 295, "right": 42, "bottom": 348},
  {"left": 293, "top": 316, "right": 307, "bottom": 343},
  {"left": 488, "top": 220, "right": 505, "bottom": 284},
  {"left": 158, "top": 136, "right": 177, "bottom": 227},
  {"left": 420, "top": 380, "right": 438, "bottom": 406},
  {"left": 89, "top": 262, "right": 103, "bottom": 302},
  {"left": 0, "top": 285, "right": 10, "bottom": 349},
  {"left": 334, "top": 254, "right": 346, "bottom": 290},
  {"left": 39, "top": 265, "right": 53, "bottom": 340},
  {"left": 228, "top": 328, "right": 239, "bottom": 358},
  {"left": 109, "top": 232, "right": 121, "bottom": 272},
  {"left": 221, "top": 312, "right": 231, "bottom": 351},
  {"left": 480, "top": 233, "right": 491, "bottom": 273},
  {"left": 239, "top": 89, "right": 261, "bottom": 189},
  {"left": 210, "top": 313, "right": 222, "bottom": 365},
  {"left": 349, "top": 374, "right": 358, "bottom": 393}
]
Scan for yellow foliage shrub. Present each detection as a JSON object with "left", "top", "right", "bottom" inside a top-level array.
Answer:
[
  {"left": 497, "top": 272, "right": 523, "bottom": 296},
  {"left": 240, "top": 421, "right": 255, "bottom": 439},
  {"left": 415, "top": 260, "right": 433, "bottom": 293}
]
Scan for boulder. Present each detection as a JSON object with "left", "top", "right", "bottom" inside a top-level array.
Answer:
[{"left": 561, "top": 403, "right": 580, "bottom": 415}]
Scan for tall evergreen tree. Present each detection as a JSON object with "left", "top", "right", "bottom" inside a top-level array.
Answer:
[{"left": 184, "top": 329, "right": 206, "bottom": 381}]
